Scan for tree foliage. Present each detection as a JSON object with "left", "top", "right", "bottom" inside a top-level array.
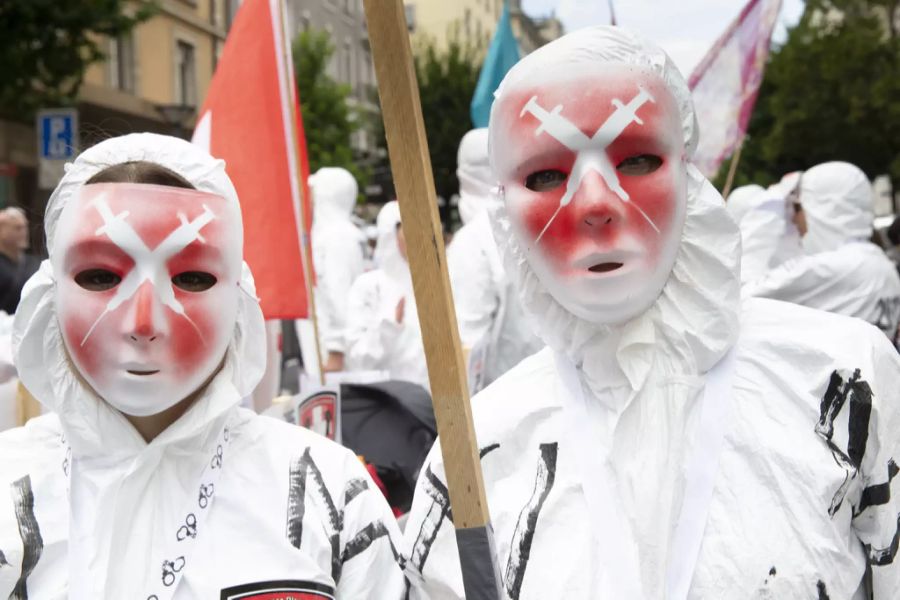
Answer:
[
  {"left": 727, "top": 0, "right": 900, "bottom": 190},
  {"left": 293, "top": 29, "right": 368, "bottom": 191},
  {"left": 0, "top": 0, "right": 154, "bottom": 119},
  {"left": 413, "top": 38, "right": 482, "bottom": 219}
]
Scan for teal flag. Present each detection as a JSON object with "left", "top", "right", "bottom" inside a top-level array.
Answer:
[{"left": 470, "top": 3, "right": 520, "bottom": 128}]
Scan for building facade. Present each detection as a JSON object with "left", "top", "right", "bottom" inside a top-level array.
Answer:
[
  {"left": 0, "top": 0, "right": 232, "bottom": 254},
  {"left": 402, "top": 0, "right": 563, "bottom": 56}
]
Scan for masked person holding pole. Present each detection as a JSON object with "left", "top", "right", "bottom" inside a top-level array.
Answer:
[
  {"left": 745, "top": 161, "right": 900, "bottom": 345},
  {"left": 404, "top": 27, "right": 900, "bottom": 599},
  {"left": 0, "top": 134, "right": 405, "bottom": 599},
  {"left": 448, "top": 129, "right": 542, "bottom": 391}
]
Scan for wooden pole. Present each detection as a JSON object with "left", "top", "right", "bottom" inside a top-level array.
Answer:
[
  {"left": 276, "top": 0, "right": 325, "bottom": 385},
  {"left": 363, "top": 1, "right": 501, "bottom": 597},
  {"left": 721, "top": 135, "right": 745, "bottom": 199}
]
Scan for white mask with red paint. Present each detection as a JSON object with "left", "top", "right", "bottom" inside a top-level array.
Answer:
[
  {"left": 491, "top": 65, "right": 688, "bottom": 325},
  {"left": 52, "top": 183, "right": 244, "bottom": 417}
]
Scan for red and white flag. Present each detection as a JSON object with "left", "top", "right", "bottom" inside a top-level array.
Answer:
[
  {"left": 192, "top": 0, "right": 313, "bottom": 319},
  {"left": 688, "top": 0, "right": 782, "bottom": 178}
]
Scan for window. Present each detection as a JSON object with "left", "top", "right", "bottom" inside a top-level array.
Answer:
[
  {"left": 109, "top": 34, "right": 135, "bottom": 93},
  {"left": 176, "top": 40, "right": 197, "bottom": 106}
]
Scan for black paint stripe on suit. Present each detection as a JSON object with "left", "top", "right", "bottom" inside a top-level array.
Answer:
[
  {"left": 10, "top": 475, "right": 43, "bottom": 600},
  {"left": 285, "top": 449, "right": 342, "bottom": 582},
  {"left": 867, "top": 513, "right": 900, "bottom": 566},
  {"left": 855, "top": 460, "right": 899, "bottom": 517},
  {"left": 505, "top": 443, "right": 558, "bottom": 600}
]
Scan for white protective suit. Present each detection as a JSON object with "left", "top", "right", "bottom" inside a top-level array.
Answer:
[
  {"left": 447, "top": 129, "right": 542, "bottom": 389},
  {"left": 308, "top": 168, "right": 366, "bottom": 356},
  {"left": 727, "top": 177, "right": 804, "bottom": 285},
  {"left": 746, "top": 162, "right": 900, "bottom": 343},
  {"left": 404, "top": 28, "right": 900, "bottom": 600},
  {"left": 0, "top": 134, "right": 405, "bottom": 599},
  {"left": 345, "top": 201, "right": 429, "bottom": 389}
]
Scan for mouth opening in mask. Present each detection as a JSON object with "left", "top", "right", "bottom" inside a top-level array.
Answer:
[
  {"left": 589, "top": 262, "right": 624, "bottom": 273},
  {"left": 127, "top": 369, "right": 161, "bottom": 376}
]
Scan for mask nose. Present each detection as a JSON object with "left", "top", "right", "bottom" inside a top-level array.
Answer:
[
  {"left": 126, "top": 282, "right": 163, "bottom": 342},
  {"left": 573, "top": 170, "right": 625, "bottom": 229}
]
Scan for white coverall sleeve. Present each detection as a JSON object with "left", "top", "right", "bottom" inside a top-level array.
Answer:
[
  {"left": 403, "top": 442, "right": 466, "bottom": 600},
  {"left": 344, "top": 275, "right": 401, "bottom": 371},
  {"left": 744, "top": 254, "right": 837, "bottom": 306},
  {"left": 336, "top": 452, "right": 408, "bottom": 599},
  {"left": 318, "top": 235, "right": 365, "bottom": 354},
  {"left": 447, "top": 238, "right": 500, "bottom": 351},
  {"left": 849, "top": 329, "right": 900, "bottom": 597}
]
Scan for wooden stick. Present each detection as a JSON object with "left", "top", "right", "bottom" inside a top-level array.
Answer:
[
  {"left": 721, "top": 135, "right": 745, "bottom": 199},
  {"left": 363, "top": 1, "right": 501, "bottom": 597},
  {"left": 277, "top": 0, "right": 325, "bottom": 384}
]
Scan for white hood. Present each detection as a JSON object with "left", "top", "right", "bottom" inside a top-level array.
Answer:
[
  {"left": 11, "top": 133, "right": 266, "bottom": 458},
  {"left": 724, "top": 184, "right": 765, "bottom": 225},
  {"left": 456, "top": 128, "right": 496, "bottom": 225},
  {"left": 801, "top": 161, "right": 874, "bottom": 254},
  {"left": 310, "top": 167, "right": 358, "bottom": 228},
  {"left": 489, "top": 27, "right": 741, "bottom": 396},
  {"left": 373, "top": 200, "right": 411, "bottom": 289}
]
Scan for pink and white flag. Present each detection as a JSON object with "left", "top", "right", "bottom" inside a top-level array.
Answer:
[{"left": 688, "top": 0, "right": 782, "bottom": 178}]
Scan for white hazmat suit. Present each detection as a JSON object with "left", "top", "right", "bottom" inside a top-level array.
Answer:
[
  {"left": 304, "top": 167, "right": 366, "bottom": 368},
  {"left": 345, "top": 201, "right": 429, "bottom": 390},
  {"left": 746, "top": 162, "right": 900, "bottom": 343},
  {"left": 404, "top": 27, "right": 900, "bottom": 600},
  {"left": 727, "top": 177, "right": 804, "bottom": 286},
  {"left": 0, "top": 134, "right": 405, "bottom": 599},
  {"left": 447, "top": 129, "right": 542, "bottom": 389}
]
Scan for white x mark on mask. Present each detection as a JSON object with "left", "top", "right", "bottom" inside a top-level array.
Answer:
[
  {"left": 519, "top": 86, "right": 658, "bottom": 242},
  {"left": 80, "top": 193, "right": 217, "bottom": 346}
]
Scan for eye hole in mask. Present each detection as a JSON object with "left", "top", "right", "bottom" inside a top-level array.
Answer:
[
  {"left": 525, "top": 169, "right": 568, "bottom": 192},
  {"left": 616, "top": 154, "right": 663, "bottom": 176},
  {"left": 75, "top": 269, "right": 122, "bottom": 292},
  {"left": 172, "top": 271, "right": 218, "bottom": 292}
]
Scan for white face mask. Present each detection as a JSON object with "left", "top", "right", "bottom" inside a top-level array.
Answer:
[
  {"left": 52, "top": 183, "right": 243, "bottom": 417},
  {"left": 491, "top": 65, "right": 688, "bottom": 325}
]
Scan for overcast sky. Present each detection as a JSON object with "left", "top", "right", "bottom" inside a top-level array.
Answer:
[{"left": 521, "top": 0, "right": 806, "bottom": 76}]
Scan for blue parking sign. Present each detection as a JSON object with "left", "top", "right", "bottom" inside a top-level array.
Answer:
[
  {"left": 37, "top": 108, "right": 79, "bottom": 189},
  {"left": 38, "top": 110, "right": 77, "bottom": 160}
]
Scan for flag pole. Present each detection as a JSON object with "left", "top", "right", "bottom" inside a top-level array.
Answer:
[
  {"left": 721, "top": 135, "right": 745, "bottom": 199},
  {"left": 363, "top": 1, "right": 502, "bottom": 598},
  {"left": 275, "top": 0, "right": 326, "bottom": 385}
]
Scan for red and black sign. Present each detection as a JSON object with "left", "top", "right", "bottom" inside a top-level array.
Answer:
[{"left": 220, "top": 579, "right": 335, "bottom": 600}]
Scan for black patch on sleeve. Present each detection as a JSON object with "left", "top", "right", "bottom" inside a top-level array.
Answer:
[
  {"left": 285, "top": 449, "right": 342, "bottom": 582},
  {"left": 866, "top": 513, "right": 900, "bottom": 566},
  {"left": 817, "top": 579, "right": 830, "bottom": 600},
  {"left": 0, "top": 548, "right": 9, "bottom": 568},
  {"left": 343, "top": 477, "right": 369, "bottom": 506},
  {"left": 10, "top": 475, "right": 43, "bottom": 600},
  {"left": 504, "top": 443, "right": 558, "bottom": 600},
  {"left": 855, "top": 459, "right": 899, "bottom": 517},
  {"left": 815, "top": 369, "right": 873, "bottom": 516},
  {"left": 769, "top": 566, "right": 776, "bottom": 576},
  {"left": 219, "top": 579, "right": 335, "bottom": 599}
]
